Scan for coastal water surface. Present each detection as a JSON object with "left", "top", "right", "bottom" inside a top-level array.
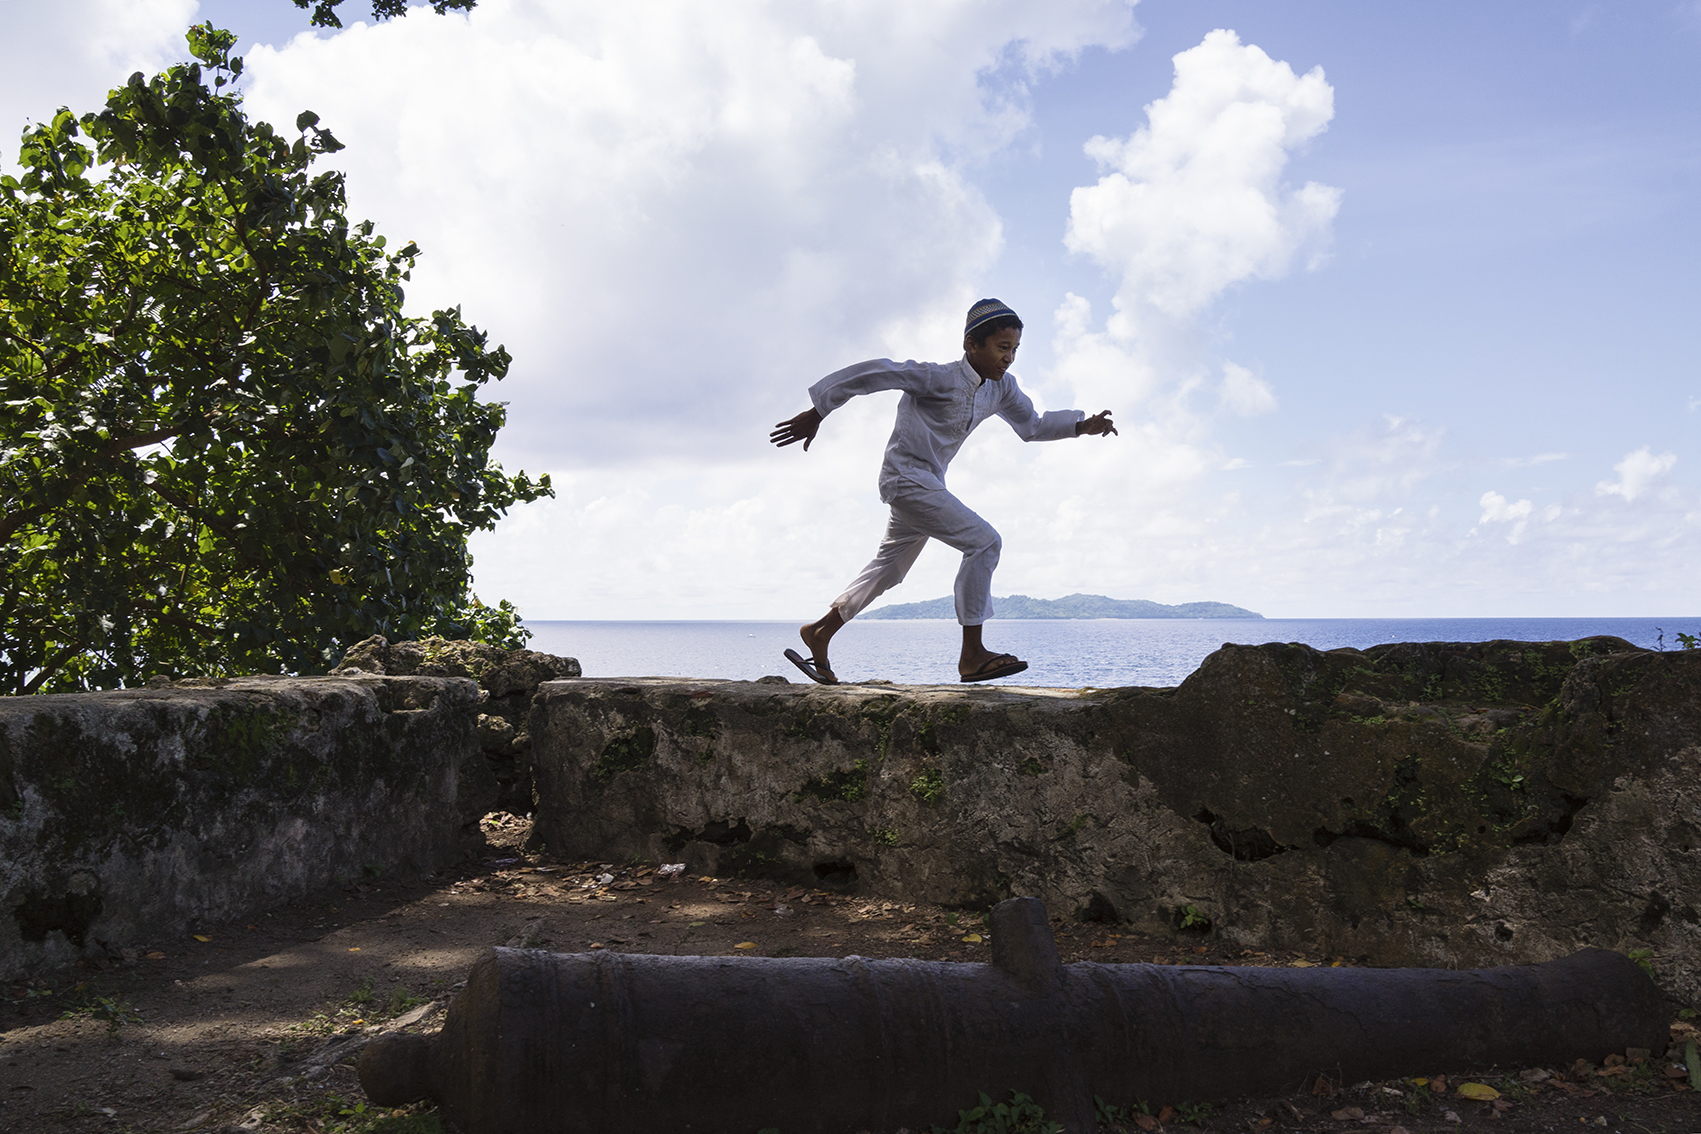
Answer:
[{"left": 525, "top": 617, "right": 1697, "bottom": 689}]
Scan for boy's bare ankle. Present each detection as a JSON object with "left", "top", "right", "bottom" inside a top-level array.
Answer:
[{"left": 799, "top": 622, "right": 834, "bottom": 660}]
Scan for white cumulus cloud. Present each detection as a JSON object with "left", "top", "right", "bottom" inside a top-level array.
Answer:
[
  {"left": 237, "top": 0, "right": 1140, "bottom": 470},
  {"left": 0, "top": 0, "right": 197, "bottom": 153},
  {"left": 1063, "top": 28, "right": 1339, "bottom": 322},
  {"left": 1595, "top": 446, "right": 1677, "bottom": 502},
  {"left": 1478, "top": 490, "right": 1534, "bottom": 542}
]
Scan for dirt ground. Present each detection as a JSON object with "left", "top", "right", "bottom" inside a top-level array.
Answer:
[{"left": 4, "top": 814, "right": 1698, "bottom": 1134}]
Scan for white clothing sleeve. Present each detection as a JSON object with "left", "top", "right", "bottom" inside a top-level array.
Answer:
[
  {"left": 994, "top": 381, "right": 1085, "bottom": 442},
  {"left": 808, "top": 358, "right": 933, "bottom": 418}
]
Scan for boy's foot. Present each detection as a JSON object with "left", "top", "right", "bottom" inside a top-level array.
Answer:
[
  {"left": 784, "top": 648, "right": 838, "bottom": 685},
  {"left": 960, "top": 653, "right": 1027, "bottom": 683},
  {"left": 795, "top": 613, "right": 842, "bottom": 684}
]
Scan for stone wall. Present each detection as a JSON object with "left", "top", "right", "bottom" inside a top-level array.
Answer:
[
  {"left": 7, "top": 638, "right": 1696, "bottom": 999},
  {"left": 528, "top": 639, "right": 1701, "bottom": 1001},
  {"left": 0, "top": 675, "right": 478, "bottom": 981}
]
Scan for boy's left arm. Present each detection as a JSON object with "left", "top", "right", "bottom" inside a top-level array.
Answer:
[{"left": 997, "top": 380, "right": 1114, "bottom": 441}]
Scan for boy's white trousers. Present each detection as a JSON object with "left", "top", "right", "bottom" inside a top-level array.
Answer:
[{"left": 831, "top": 487, "right": 1000, "bottom": 626}]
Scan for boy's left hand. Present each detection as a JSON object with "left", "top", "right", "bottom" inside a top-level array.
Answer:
[{"left": 1076, "top": 410, "right": 1117, "bottom": 437}]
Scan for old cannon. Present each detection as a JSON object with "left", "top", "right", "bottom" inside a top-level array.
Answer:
[{"left": 359, "top": 897, "right": 1666, "bottom": 1133}]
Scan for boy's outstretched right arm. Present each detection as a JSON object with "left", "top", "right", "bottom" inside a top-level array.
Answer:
[
  {"left": 774, "top": 358, "right": 919, "bottom": 452},
  {"left": 770, "top": 408, "right": 822, "bottom": 450}
]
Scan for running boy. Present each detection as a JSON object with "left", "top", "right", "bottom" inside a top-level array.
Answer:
[{"left": 769, "top": 298, "right": 1117, "bottom": 684}]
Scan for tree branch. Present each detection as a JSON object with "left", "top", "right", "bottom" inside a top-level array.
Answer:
[{"left": 21, "top": 640, "right": 86, "bottom": 695}]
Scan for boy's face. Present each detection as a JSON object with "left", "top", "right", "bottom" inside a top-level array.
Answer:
[{"left": 964, "top": 326, "right": 1021, "bottom": 381}]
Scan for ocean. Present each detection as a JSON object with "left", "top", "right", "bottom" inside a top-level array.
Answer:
[{"left": 523, "top": 617, "right": 1697, "bottom": 689}]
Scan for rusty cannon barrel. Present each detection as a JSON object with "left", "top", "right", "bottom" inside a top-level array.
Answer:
[{"left": 360, "top": 897, "right": 1667, "bottom": 1134}]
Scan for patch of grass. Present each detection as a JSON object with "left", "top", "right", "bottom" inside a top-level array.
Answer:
[
  {"left": 869, "top": 827, "right": 899, "bottom": 846},
  {"left": 927, "top": 1090, "right": 1062, "bottom": 1134},
  {"left": 388, "top": 986, "right": 425, "bottom": 1015},
  {"left": 292, "top": 980, "right": 429, "bottom": 1037},
  {"left": 910, "top": 767, "right": 945, "bottom": 806},
  {"left": 1173, "top": 1101, "right": 1216, "bottom": 1126},
  {"left": 57, "top": 985, "right": 142, "bottom": 1037},
  {"left": 591, "top": 726, "right": 656, "bottom": 785},
  {"left": 798, "top": 760, "right": 869, "bottom": 803},
  {"left": 1056, "top": 814, "right": 1090, "bottom": 839},
  {"left": 261, "top": 1095, "right": 443, "bottom": 1134},
  {"left": 1096, "top": 1096, "right": 1214, "bottom": 1131},
  {"left": 1094, "top": 1097, "right": 1152, "bottom": 1132},
  {"left": 1176, "top": 904, "right": 1211, "bottom": 932},
  {"left": 1402, "top": 1081, "right": 1435, "bottom": 1114}
]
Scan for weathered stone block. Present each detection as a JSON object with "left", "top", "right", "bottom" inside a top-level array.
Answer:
[
  {"left": 336, "top": 636, "right": 580, "bottom": 814},
  {"left": 0, "top": 674, "right": 478, "bottom": 980},
  {"left": 528, "top": 639, "right": 1701, "bottom": 999}
]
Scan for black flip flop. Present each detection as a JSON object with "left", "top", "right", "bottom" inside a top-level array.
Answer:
[
  {"left": 960, "top": 653, "right": 1028, "bottom": 683},
  {"left": 784, "top": 648, "right": 839, "bottom": 685}
]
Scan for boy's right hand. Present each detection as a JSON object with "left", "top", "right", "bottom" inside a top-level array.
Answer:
[{"left": 770, "top": 408, "right": 823, "bottom": 451}]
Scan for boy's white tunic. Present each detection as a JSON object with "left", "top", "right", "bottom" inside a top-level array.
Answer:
[{"left": 809, "top": 357, "right": 1084, "bottom": 626}]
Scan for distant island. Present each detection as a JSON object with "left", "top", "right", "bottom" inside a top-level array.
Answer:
[{"left": 860, "top": 593, "right": 1264, "bottom": 620}]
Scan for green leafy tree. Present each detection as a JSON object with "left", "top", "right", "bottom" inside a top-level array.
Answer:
[
  {"left": 292, "top": 0, "right": 477, "bottom": 29},
  {"left": 0, "top": 24, "right": 551, "bottom": 694}
]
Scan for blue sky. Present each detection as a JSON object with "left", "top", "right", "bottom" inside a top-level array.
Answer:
[{"left": 4, "top": 1, "right": 1698, "bottom": 619}]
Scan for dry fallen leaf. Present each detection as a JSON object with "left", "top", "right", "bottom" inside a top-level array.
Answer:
[
  {"left": 962, "top": 933, "right": 983, "bottom": 944},
  {"left": 1132, "top": 1115, "right": 1158, "bottom": 1131},
  {"left": 1290, "top": 959, "right": 1316, "bottom": 968},
  {"left": 192, "top": 935, "right": 211, "bottom": 942},
  {"left": 1456, "top": 1083, "right": 1500, "bottom": 1101},
  {"left": 145, "top": 951, "right": 166, "bottom": 960},
  {"left": 735, "top": 942, "right": 757, "bottom": 950},
  {"left": 1329, "top": 1106, "right": 1365, "bottom": 1120},
  {"left": 1157, "top": 1106, "right": 1175, "bottom": 1123}
]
